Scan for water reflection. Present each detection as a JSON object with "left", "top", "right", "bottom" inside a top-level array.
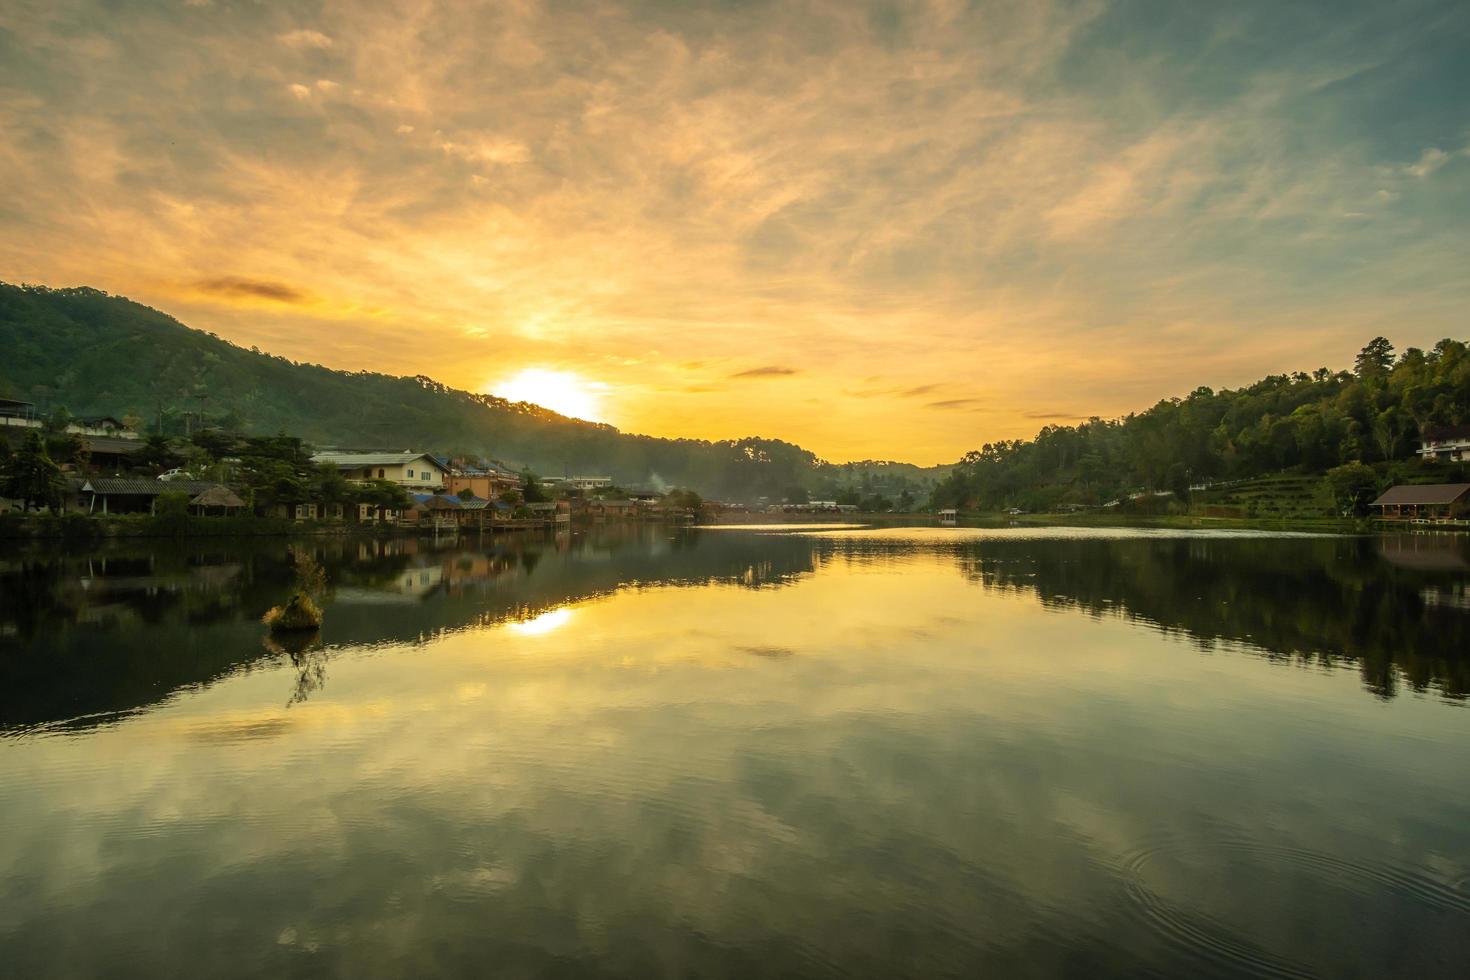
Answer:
[
  {"left": 0, "top": 527, "right": 1468, "bottom": 978},
  {"left": 3, "top": 527, "right": 1468, "bottom": 732}
]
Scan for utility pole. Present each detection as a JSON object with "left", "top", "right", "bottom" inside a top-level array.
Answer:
[{"left": 186, "top": 392, "right": 209, "bottom": 439}]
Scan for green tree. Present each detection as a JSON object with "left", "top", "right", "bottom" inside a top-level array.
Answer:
[
  {"left": 357, "top": 478, "right": 412, "bottom": 512},
  {"left": 134, "top": 434, "right": 179, "bottom": 475},
  {"left": 520, "top": 469, "right": 548, "bottom": 503},
  {"left": 3, "top": 432, "right": 67, "bottom": 512},
  {"left": 1325, "top": 462, "right": 1379, "bottom": 517},
  {"left": 153, "top": 491, "right": 192, "bottom": 535},
  {"left": 42, "top": 406, "right": 73, "bottom": 435},
  {"left": 191, "top": 428, "right": 237, "bottom": 460},
  {"left": 663, "top": 488, "right": 702, "bottom": 510},
  {"left": 1354, "top": 337, "right": 1395, "bottom": 380},
  {"left": 310, "top": 462, "right": 355, "bottom": 507}
]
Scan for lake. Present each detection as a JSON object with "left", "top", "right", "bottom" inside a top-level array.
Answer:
[{"left": 2, "top": 525, "right": 1468, "bottom": 978}]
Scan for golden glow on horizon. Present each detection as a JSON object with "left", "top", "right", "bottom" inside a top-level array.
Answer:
[{"left": 491, "top": 369, "right": 609, "bottom": 424}]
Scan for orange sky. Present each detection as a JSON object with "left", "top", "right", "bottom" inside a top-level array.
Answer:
[{"left": 2, "top": 1, "right": 1467, "bottom": 464}]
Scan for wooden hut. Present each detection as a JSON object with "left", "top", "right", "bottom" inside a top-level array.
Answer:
[{"left": 189, "top": 484, "right": 246, "bottom": 516}]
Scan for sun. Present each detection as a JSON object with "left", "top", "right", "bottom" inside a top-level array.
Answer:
[{"left": 490, "top": 367, "right": 608, "bottom": 423}]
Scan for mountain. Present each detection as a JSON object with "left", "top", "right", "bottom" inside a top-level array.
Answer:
[{"left": 0, "top": 283, "right": 856, "bottom": 499}]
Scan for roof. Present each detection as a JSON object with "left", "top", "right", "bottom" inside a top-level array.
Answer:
[
  {"left": 409, "top": 493, "right": 461, "bottom": 509},
  {"left": 190, "top": 485, "right": 246, "bottom": 508},
  {"left": 1421, "top": 425, "right": 1470, "bottom": 443},
  {"left": 458, "top": 498, "right": 491, "bottom": 510},
  {"left": 84, "top": 436, "right": 144, "bottom": 455},
  {"left": 312, "top": 452, "right": 447, "bottom": 470},
  {"left": 1370, "top": 483, "right": 1470, "bottom": 506},
  {"left": 82, "top": 479, "right": 224, "bottom": 496}
]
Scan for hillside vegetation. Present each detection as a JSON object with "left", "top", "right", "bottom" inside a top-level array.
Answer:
[{"left": 932, "top": 335, "right": 1470, "bottom": 514}]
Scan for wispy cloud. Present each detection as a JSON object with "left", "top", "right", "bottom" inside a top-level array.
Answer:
[
  {"left": 279, "top": 29, "right": 333, "bottom": 50},
  {"left": 191, "top": 277, "right": 311, "bottom": 305},
  {"left": 731, "top": 366, "right": 799, "bottom": 379}
]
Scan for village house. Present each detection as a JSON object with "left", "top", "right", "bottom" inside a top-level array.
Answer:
[
  {"left": 83, "top": 435, "right": 146, "bottom": 473},
  {"left": 0, "top": 398, "right": 37, "bottom": 431},
  {"left": 0, "top": 400, "right": 140, "bottom": 441},
  {"left": 356, "top": 501, "right": 404, "bottom": 525},
  {"left": 311, "top": 452, "right": 448, "bottom": 491},
  {"left": 403, "top": 493, "right": 462, "bottom": 530},
  {"left": 435, "top": 456, "right": 522, "bottom": 500},
  {"left": 1369, "top": 483, "right": 1470, "bottom": 522},
  {"left": 525, "top": 500, "right": 570, "bottom": 524},
  {"left": 1417, "top": 426, "right": 1470, "bottom": 463},
  {"left": 549, "top": 475, "right": 613, "bottom": 491},
  {"left": 585, "top": 497, "right": 638, "bottom": 521}
]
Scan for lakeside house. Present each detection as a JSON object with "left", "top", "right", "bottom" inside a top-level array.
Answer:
[
  {"left": 583, "top": 497, "right": 637, "bottom": 520},
  {"left": 1418, "top": 426, "right": 1470, "bottom": 463},
  {"left": 1369, "top": 483, "right": 1470, "bottom": 522},
  {"left": 435, "top": 456, "right": 521, "bottom": 500},
  {"left": 526, "top": 500, "right": 571, "bottom": 524},
  {"left": 311, "top": 452, "right": 448, "bottom": 491}
]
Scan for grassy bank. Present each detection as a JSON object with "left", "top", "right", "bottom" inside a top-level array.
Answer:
[
  {"left": 1, "top": 512, "right": 352, "bottom": 540},
  {"left": 1002, "top": 511, "right": 1365, "bottom": 533}
]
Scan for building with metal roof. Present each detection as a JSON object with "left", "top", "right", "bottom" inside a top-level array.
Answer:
[
  {"left": 79, "top": 479, "right": 240, "bottom": 515},
  {"left": 1369, "top": 483, "right": 1470, "bottom": 521},
  {"left": 311, "top": 452, "right": 447, "bottom": 491}
]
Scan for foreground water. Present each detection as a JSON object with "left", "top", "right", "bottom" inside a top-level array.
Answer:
[{"left": 2, "top": 525, "right": 1468, "bottom": 978}]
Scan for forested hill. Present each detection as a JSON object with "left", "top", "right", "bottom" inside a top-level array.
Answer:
[
  {"left": 932, "top": 335, "right": 1470, "bottom": 512},
  {"left": 0, "top": 283, "right": 839, "bottom": 498}
]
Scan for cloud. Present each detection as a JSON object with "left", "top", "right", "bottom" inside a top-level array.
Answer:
[
  {"left": 925, "top": 398, "right": 986, "bottom": 411},
  {"left": 0, "top": 1, "right": 1467, "bottom": 464},
  {"left": 279, "top": 29, "right": 333, "bottom": 50},
  {"left": 434, "top": 136, "right": 531, "bottom": 165},
  {"left": 730, "top": 366, "right": 800, "bottom": 379},
  {"left": 191, "top": 277, "right": 311, "bottom": 305},
  {"left": 1405, "top": 147, "right": 1449, "bottom": 178}
]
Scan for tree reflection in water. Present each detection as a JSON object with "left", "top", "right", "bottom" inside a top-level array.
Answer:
[
  {"left": 261, "top": 631, "right": 329, "bottom": 707},
  {"left": 2, "top": 527, "right": 1467, "bottom": 733}
]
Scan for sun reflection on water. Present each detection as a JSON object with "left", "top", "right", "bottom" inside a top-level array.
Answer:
[{"left": 506, "top": 607, "right": 575, "bottom": 636}]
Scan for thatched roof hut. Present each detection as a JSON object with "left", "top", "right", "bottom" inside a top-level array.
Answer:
[{"left": 190, "top": 484, "right": 246, "bottom": 512}]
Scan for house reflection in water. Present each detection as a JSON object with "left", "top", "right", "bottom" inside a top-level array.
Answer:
[{"left": 1377, "top": 533, "right": 1470, "bottom": 614}]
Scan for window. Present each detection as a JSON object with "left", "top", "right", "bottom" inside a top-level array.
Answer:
[
  {"left": 378, "top": 468, "right": 385, "bottom": 478},
  {"left": 408, "top": 468, "right": 415, "bottom": 478}
]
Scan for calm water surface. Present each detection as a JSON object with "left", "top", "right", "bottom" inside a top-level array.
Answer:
[{"left": 2, "top": 525, "right": 1468, "bottom": 978}]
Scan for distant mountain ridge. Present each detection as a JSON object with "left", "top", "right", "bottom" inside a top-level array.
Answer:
[{"left": 0, "top": 282, "right": 943, "bottom": 498}]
